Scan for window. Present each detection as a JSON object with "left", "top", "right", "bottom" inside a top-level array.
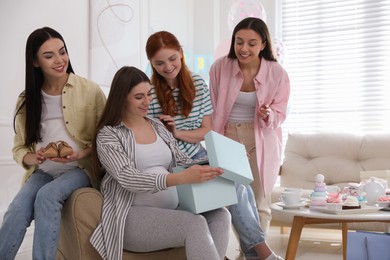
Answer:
[{"left": 280, "top": 0, "right": 390, "bottom": 135}]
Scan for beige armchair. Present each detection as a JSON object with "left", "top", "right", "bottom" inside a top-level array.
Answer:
[{"left": 56, "top": 187, "right": 186, "bottom": 260}]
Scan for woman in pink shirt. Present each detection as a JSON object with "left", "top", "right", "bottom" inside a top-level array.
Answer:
[{"left": 209, "top": 17, "right": 290, "bottom": 235}]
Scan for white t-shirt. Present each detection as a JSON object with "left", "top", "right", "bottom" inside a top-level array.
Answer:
[
  {"left": 132, "top": 130, "right": 179, "bottom": 209},
  {"left": 229, "top": 91, "right": 257, "bottom": 122},
  {"left": 37, "top": 91, "right": 79, "bottom": 178}
]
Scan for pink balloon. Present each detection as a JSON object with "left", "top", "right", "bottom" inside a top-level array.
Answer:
[
  {"left": 227, "top": 0, "right": 267, "bottom": 33},
  {"left": 273, "top": 38, "right": 287, "bottom": 66}
]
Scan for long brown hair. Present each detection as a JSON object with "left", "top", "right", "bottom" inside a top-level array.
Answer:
[
  {"left": 91, "top": 66, "right": 150, "bottom": 187},
  {"left": 145, "top": 31, "right": 195, "bottom": 117}
]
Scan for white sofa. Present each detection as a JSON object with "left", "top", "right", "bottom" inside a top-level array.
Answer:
[{"left": 271, "top": 132, "right": 390, "bottom": 232}]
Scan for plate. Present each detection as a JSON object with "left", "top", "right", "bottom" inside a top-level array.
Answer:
[
  {"left": 276, "top": 201, "right": 307, "bottom": 209},
  {"left": 376, "top": 201, "right": 390, "bottom": 207},
  {"left": 311, "top": 205, "right": 382, "bottom": 215}
]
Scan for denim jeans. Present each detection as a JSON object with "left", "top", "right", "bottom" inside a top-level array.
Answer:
[
  {"left": 191, "top": 145, "right": 208, "bottom": 159},
  {"left": 229, "top": 183, "right": 264, "bottom": 258},
  {"left": 191, "top": 149, "right": 264, "bottom": 258},
  {"left": 0, "top": 168, "right": 90, "bottom": 260}
]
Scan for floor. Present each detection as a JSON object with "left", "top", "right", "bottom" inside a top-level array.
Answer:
[
  {"left": 226, "top": 224, "right": 343, "bottom": 260},
  {"left": 16, "top": 223, "right": 343, "bottom": 260}
]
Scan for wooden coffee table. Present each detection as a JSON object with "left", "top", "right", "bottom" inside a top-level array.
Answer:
[{"left": 271, "top": 203, "right": 390, "bottom": 260}]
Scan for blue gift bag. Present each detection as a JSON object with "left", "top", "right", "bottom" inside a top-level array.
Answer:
[{"left": 347, "top": 231, "right": 390, "bottom": 260}]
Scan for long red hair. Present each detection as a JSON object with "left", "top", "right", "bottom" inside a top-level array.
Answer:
[{"left": 146, "top": 31, "right": 195, "bottom": 117}]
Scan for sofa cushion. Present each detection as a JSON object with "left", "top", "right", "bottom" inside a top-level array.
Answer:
[
  {"left": 57, "top": 187, "right": 186, "bottom": 260},
  {"left": 57, "top": 188, "right": 103, "bottom": 260},
  {"left": 280, "top": 133, "right": 390, "bottom": 189}
]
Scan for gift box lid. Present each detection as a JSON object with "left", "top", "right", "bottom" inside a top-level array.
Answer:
[{"left": 204, "top": 130, "right": 253, "bottom": 185}]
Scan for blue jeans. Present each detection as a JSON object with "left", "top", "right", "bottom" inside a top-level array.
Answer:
[
  {"left": 0, "top": 168, "right": 90, "bottom": 260},
  {"left": 191, "top": 149, "right": 264, "bottom": 258},
  {"left": 229, "top": 183, "right": 264, "bottom": 258},
  {"left": 191, "top": 145, "right": 208, "bottom": 159}
]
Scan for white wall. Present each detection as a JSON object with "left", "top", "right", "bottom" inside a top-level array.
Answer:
[{"left": 0, "top": 0, "right": 275, "bottom": 258}]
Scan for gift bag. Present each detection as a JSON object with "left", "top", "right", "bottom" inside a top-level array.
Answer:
[{"left": 347, "top": 231, "right": 390, "bottom": 260}]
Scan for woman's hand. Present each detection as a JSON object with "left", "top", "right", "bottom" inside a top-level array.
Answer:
[
  {"left": 159, "top": 114, "right": 212, "bottom": 144},
  {"left": 258, "top": 104, "right": 271, "bottom": 120},
  {"left": 50, "top": 151, "right": 80, "bottom": 163},
  {"left": 158, "top": 115, "right": 177, "bottom": 136},
  {"left": 183, "top": 165, "right": 223, "bottom": 183},
  {"left": 167, "top": 165, "right": 224, "bottom": 187},
  {"left": 50, "top": 147, "right": 91, "bottom": 164},
  {"left": 23, "top": 148, "right": 46, "bottom": 166}
]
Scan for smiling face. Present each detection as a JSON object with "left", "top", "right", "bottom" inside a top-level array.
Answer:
[
  {"left": 150, "top": 48, "right": 182, "bottom": 86},
  {"left": 33, "top": 38, "right": 69, "bottom": 79},
  {"left": 125, "top": 81, "right": 152, "bottom": 118},
  {"left": 234, "top": 29, "right": 266, "bottom": 65}
]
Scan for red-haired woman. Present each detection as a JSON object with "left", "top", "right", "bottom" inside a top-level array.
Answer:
[{"left": 146, "top": 31, "right": 284, "bottom": 260}]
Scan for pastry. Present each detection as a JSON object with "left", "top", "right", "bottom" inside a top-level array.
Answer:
[{"left": 342, "top": 196, "right": 361, "bottom": 209}]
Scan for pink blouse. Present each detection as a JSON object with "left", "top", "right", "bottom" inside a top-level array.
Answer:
[{"left": 209, "top": 56, "right": 290, "bottom": 194}]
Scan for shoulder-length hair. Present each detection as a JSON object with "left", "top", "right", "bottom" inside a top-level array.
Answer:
[
  {"left": 14, "top": 27, "right": 74, "bottom": 147},
  {"left": 145, "top": 31, "right": 195, "bottom": 117},
  {"left": 228, "top": 17, "right": 277, "bottom": 62},
  {"left": 91, "top": 66, "right": 150, "bottom": 186}
]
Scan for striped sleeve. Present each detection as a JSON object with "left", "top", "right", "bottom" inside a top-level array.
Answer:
[
  {"left": 147, "top": 86, "right": 162, "bottom": 117},
  {"left": 193, "top": 74, "right": 213, "bottom": 116}
]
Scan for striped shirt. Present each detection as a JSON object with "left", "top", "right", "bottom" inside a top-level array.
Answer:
[
  {"left": 148, "top": 74, "right": 213, "bottom": 158},
  {"left": 90, "top": 117, "right": 195, "bottom": 260}
]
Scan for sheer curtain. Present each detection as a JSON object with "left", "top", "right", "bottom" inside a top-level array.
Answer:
[{"left": 280, "top": 0, "right": 390, "bottom": 136}]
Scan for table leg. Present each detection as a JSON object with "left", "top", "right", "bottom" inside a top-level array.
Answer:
[
  {"left": 342, "top": 222, "right": 348, "bottom": 260},
  {"left": 285, "top": 216, "right": 306, "bottom": 260}
]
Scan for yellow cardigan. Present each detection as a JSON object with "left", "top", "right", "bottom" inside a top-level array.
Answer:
[{"left": 12, "top": 73, "right": 106, "bottom": 184}]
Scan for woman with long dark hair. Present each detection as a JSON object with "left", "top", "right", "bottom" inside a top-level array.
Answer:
[
  {"left": 0, "top": 27, "right": 106, "bottom": 260},
  {"left": 210, "top": 17, "right": 290, "bottom": 259}
]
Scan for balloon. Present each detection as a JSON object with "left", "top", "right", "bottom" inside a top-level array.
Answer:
[
  {"left": 227, "top": 0, "right": 267, "bottom": 33},
  {"left": 273, "top": 38, "right": 287, "bottom": 66}
]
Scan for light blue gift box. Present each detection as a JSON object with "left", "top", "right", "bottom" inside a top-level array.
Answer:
[{"left": 173, "top": 131, "right": 253, "bottom": 214}]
